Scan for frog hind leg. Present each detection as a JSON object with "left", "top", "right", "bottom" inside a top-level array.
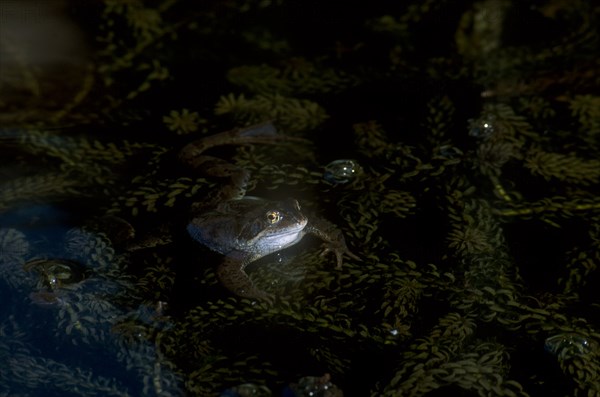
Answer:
[
  {"left": 223, "top": 121, "right": 308, "bottom": 145},
  {"left": 186, "top": 155, "right": 250, "bottom": 208},
  {"left": 236, "top": 121, "right": 277, "bottom": 138},
  {"left": 216, "top": 253, "right": 275, "bottom": 304}
]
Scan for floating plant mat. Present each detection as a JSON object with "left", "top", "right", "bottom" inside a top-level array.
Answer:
[{"left": 1, "top": 1, "right": 599, "bottom": 396}]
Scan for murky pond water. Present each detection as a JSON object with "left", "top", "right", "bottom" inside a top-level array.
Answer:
[{"left": 1, "top": 1, "right": 599, "bottom": 396}]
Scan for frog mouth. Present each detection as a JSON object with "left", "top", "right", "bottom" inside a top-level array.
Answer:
[
  {"left": 251, "top": 227, "right": 303, "bottom": 240},
  {"left": 248, "top": 225, "right": 305, "bottom": 246}
]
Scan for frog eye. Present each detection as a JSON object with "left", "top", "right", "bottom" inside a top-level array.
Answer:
[{"left": 266, "top": 210, "right": 281, "bottom": 224}]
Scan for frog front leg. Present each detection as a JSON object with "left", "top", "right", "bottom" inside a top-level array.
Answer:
[
  {"left": 216, "top": 252, "right": 275, "bottom": 304},
  {"left": 305, "top": 217, "right": 359, "bottom": 268}
]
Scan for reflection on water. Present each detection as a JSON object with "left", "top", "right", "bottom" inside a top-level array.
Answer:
[
  {"left": 0, "top": 0, "right": 91, "bottom": 124},
  {"left": 0, "top": 204, "right": 181, "bottom": 396},
  {"left": 1, "top": 0, "right": 599, "bottom": 396}
]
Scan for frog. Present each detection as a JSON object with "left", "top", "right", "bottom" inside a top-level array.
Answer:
[
  {"left": 25, "top": 258, "right": 90, "bottom": 306},
  {"left": 179, "top": 122, "right": 358, "bottom": 302}
]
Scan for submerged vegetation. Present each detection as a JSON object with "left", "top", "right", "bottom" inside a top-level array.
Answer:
[{"left": 0, "top": 0, "right": 599, "bottom": 395}]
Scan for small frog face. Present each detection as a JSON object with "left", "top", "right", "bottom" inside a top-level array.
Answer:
[
  {"left": 187, "top": 197, "right": 308, "bottom": 260},
  {"left": 24, "top": 258, "right": 90, "bottom": 306},
  {"left": 24, "top": 258, "right": 88, "bottom": 290}
]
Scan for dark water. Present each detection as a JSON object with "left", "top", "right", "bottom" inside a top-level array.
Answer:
[{"left": 1, "top": 1, "right": 599, "bottom": 396}]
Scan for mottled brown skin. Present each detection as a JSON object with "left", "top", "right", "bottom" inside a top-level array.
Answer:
[{"left": 180, "top": 123, "right": 357, "bottom": 303}]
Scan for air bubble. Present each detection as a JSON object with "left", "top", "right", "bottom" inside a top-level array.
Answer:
[{"left": 323, "top": 159, "right": 361, "bottom": 184}]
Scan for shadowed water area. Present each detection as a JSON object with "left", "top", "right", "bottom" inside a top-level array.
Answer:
[{"left": 1, "top": 1, "right": 599, "bottom": 396}]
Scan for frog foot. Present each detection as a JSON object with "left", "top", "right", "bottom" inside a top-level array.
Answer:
[
  {"left": 217, "top": 255, "right": 275, "bottom": 304},
  {"left": 319, "top": 240, "right": 360, "bottom": 269}
]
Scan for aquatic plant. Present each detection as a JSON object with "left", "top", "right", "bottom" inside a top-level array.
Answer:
[
  {"left": 1, "top": 0, "right": 599, "bottom": 396},
  {"left": 162, "top": 109, "right": 205, "bottom": 135},
  {"left": 214, "top": 93, "right": 328, "bottom": 132}
]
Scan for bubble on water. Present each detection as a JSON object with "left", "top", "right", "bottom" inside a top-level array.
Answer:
[
  {"left": 545, "top": 333, "right": 595, "bottom": 359},
  {"left": 323, "top": 159, "right": 361, "bottom": 184},
  {"left": 468, "top": 113, "right": 497, "bottom": 139}
]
